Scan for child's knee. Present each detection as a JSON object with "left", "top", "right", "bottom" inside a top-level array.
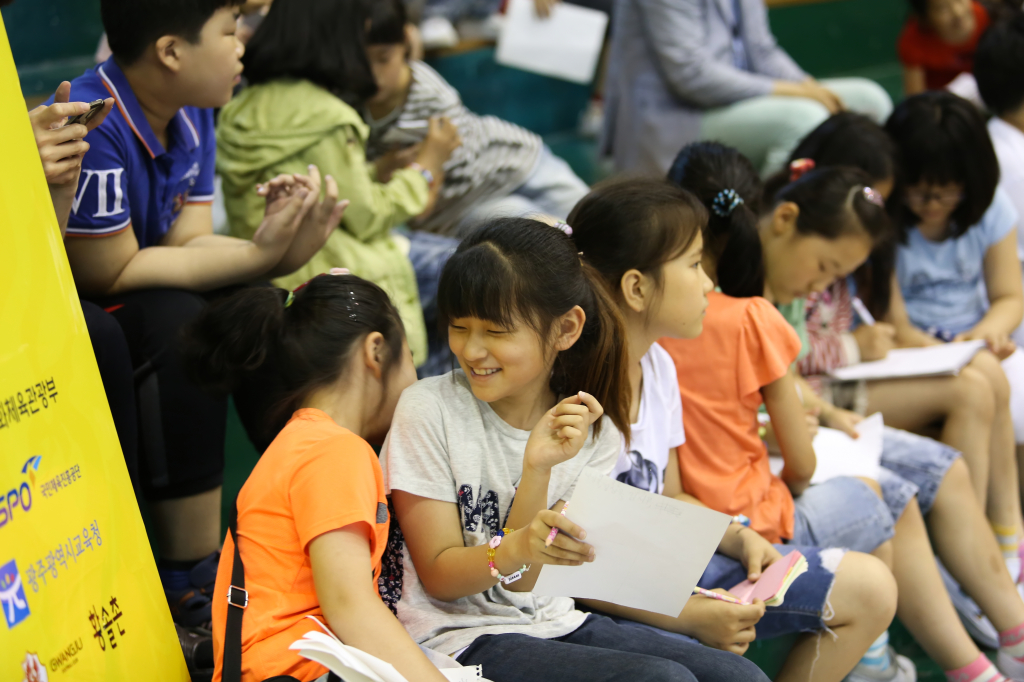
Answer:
[
  {"left": 829, "top": 551, "right": 898, "bottom": 626},
  {"left": 954, "top": 367, "right": 996, "bottom": 420},
  {"left": 971, "top": 351, "right": 1012, "bottom": 404}
]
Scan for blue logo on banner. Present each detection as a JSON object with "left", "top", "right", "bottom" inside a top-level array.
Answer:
[{"left": 0, "top": 559, "right": 30, "bottom": 629}]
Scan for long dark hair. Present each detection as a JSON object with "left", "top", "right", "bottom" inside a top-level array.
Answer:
[
  {"left": 789, "top": 114, "right": 899, "bottom": 319},
  {"left": 668, "top": 142, "right": 765, "bottom": 298},
  {"left": 568, "top": 178, "right": 707, "bottom": 304},
  {"left": 437, "top": 218, "right": 631, "bottom": 439},
  {"left": 243, "top": 0, "right": 378, "bottom": 105},
  {"left": 885, "top": 91, "right": 1000, "bottom": 237},
  {"left": 180, "top": 274, "right": 405, "bottom": 450}
]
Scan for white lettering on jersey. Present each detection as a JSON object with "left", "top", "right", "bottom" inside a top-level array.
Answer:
[{"left": 72, "top": 168, "right": 126, "bottom": 218}]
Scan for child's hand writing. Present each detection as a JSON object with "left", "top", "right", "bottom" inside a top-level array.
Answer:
[
  {"left": 524, "top": 392, "right": 604, "bottom": 472},
  {"left": 853, "top": 322, "right": 897, "bottom": 361},
  {"left": 501, "top": 508, "right": 595, "bottom": 568}
]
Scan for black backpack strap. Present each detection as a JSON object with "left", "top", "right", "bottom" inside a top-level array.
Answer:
[{"left": 223, "top": 497, "right": 248, "bottom": 682}]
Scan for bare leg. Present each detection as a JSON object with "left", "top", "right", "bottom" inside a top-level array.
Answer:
[
  {"left": 150, "top": 486, "right": 223, "bottom": 561},
  {"left": 966, "top": 352, "right": 1022, "bottom": 534},
  {"left": 929, "top": 459, "right": 1024, "bottom": 631},
  {"left": 891, "top": 497, "right": 980, "bottom": 670},
  {"left": 776, "top": 552, "right": 897, "bottom": 682},
  {"left": 866, "top": 369, "right": 994, "bottom": 508}
]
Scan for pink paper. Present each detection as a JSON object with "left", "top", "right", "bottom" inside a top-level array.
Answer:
[{"left": 728, "top": 551, "right": 803, "bottom": 605}]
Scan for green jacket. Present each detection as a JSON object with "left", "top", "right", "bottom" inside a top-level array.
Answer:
[{"left": 217, "top": 79, "right": 430, "bottom": 364}]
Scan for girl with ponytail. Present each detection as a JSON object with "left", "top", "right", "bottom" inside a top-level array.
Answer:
[
  {"left": 667, "top": 142, "right": 1024, "bottom": 682},
  {"left": 568, "top": 178, "right": 896, "bottom": 682},
  {"left": 180, "top": 274, "right": 446, "bottom": 682},
  {"left": 381, "top": 217, "right": 768, "bottom": 682}
]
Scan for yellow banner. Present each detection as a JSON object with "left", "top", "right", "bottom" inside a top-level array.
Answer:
[{"left": 0, "top": 15, "right": 188, "bottom": 682}]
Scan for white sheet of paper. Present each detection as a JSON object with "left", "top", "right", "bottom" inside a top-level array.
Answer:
[
  {"left": 532, "top": 469, "right": 730, "bottom": 617},
  {"left": 829, "top": 340, "right": 986, "bottom": 381},
  {"left": 495, "top": 0, "right": 609, "bottom": 84},
  {"left": 769, "top": 413, "right": 884, "bottom": 482}
]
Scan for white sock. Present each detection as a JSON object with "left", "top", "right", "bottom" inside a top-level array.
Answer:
[{"left": 859, "top": 632, "right": 892, "bottom": 672}]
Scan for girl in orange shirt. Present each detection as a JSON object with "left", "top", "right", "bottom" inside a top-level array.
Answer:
[{"left": 180, "top": 273, "right": 448, "bottom": 682}]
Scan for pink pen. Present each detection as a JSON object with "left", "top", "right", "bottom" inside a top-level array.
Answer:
[
  {"left": 545, "top": 502, "right": 570, "bottom": 547},
  {"left": 692, "top": 586, "right": 746, "bottom": 605}
]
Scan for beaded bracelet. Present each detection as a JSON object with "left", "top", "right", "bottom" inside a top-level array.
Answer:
[{"left": 486, "top": 528, "right": 531, "bottom": 586}]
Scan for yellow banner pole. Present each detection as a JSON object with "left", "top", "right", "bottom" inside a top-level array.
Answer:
[{"left": 0, "top": 14, "right": 189, "bottom": 682}]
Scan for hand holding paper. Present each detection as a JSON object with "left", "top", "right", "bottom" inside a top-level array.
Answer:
[
  {"left": 533, "top": 469, "right": 730, "bottom": 617},
  {"left": 769, "top": 413, "right": 884, "bottom": 484},
  {"left": 829, "top": 340, "right": 986, "bottom": 381}
]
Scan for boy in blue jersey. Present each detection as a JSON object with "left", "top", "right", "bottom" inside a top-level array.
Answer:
[{"left": 54, "top": 0, "right": 347, "bottom": 635}]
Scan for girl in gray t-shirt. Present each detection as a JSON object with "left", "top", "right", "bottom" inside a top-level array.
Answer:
[{"left": 381, "top": 217, "right": 768, "bottom": 682}]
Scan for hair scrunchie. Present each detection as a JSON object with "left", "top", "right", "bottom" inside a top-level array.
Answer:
[
  {"left": 553, "top": 221, "right": 573, "bottom": 236},
  {"left": 789, "top": 158, "right": 816, "bottom": 182},
  {"left": 711, "top": 189, "right": 744, "bottom": 217}
]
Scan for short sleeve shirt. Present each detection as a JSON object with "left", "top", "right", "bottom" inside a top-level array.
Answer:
[
  {"left": 896, "top": 188, "right": 1019, "bottom": 335},
  {"left": 660, "top": 292, "right": 802, "bottom": 543},
  {"left": 611, "top": 343, "right": 686, "bottom": 495},
  {"left": 211, "top": 409, "right": 390, "bottom": 682},
  {"left": 379, "top": 370, "right": 620, "bottom": 655},
  {"left": 57, "top": 57, "right": 216, "bottom": 246},
  {"left": 897, "top": 2, "right": 990, "bottom": 90}
]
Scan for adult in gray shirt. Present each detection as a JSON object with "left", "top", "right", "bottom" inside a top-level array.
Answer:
[{"left": 602, "top": 0, "right": 893, "bottom": 175}]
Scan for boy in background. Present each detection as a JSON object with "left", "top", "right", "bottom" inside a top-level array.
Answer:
[
  {"left": 53, "top": 0, "right": 345, "bottom": 636},
  {"left": 365, "top": 0, "right": 590, "bottom": 236}
]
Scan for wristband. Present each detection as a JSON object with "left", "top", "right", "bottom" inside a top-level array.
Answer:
[
  {"left": 409, "top": 162, "right": 435, "bottom": 187},
  {"left": 732, "top": 514, "right": 751, "bottom": 527},
  {"left": 486, "top": 528, "right": 531, "bottom": 586}
]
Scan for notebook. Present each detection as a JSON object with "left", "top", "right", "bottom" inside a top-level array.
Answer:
[
  {"left": 828, "top": 340, "right": 986, "bottom": 382},
  {"left": 291, "top": 617, "right": 484, "bottom": 682},
  {"left": 768, "top": 413, "right": 884, "bottom": 484},
  {"left": 533, "top": 468, "right": 731, "bottom": 617},
  {"left": 728, "top": 551, "right": 808, "bottom": 607},
  {"left": 495, "top": 0, "right": 609, "bottom": 84}
]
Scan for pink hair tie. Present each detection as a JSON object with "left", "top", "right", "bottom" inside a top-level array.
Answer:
[
  {"left": 329, "top": 268, "right": 351, "bottom": 275},
  {"left": 862, "top": 187, "right": 885, "bottom": 208},
  {"left": 553, "top": 222, "right": 573, "bottom": 236}
]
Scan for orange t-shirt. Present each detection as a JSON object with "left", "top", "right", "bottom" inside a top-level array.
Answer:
[
  {"left": 897, "top": 1, "right": 990, "bottom": 90},
  {"left": 212, "top": 409, "right": 390, "bottom": 682},
  {"left": 660, "top": 293, "right": 802, "bottom": 544}
]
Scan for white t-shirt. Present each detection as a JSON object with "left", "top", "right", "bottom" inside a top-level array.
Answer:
[
  {"left": 380, "top": 370, "right": 620, "bottom": 655},
  {"left": 989, "top": 117, "right": 1024, "bottom": 262},
  {"left": 610, "top": 343, "right": 686, "bottom": 494}
]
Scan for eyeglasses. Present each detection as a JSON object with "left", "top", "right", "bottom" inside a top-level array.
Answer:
[{"left": 903, "top": 188, "right": 964, "bottom": 209}]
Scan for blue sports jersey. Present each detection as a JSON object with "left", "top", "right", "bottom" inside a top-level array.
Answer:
[{"left": 55, "top": 57, "right": 216, "bottom": 247}]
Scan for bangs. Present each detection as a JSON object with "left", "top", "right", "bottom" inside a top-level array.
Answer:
[
  {"left": 437, "top": 243, "right": 533, "bottom": 332},
  {"left": 902, "top": 133, "right": 965, "bottom": 187}
]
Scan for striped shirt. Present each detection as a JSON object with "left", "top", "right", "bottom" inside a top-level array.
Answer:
[{"left": 366, "top": 60, "right": 541, "bottom": 235}]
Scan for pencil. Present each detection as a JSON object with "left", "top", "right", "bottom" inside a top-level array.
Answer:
[
  {"left": 851, "top": 296, "right": 877, "bottom": 326},
  {"left": 692, "top": 586, "right": 746, "bottom": 605},
  {"left": 545, "top": 502, "right": 569, "bottom": 547}
]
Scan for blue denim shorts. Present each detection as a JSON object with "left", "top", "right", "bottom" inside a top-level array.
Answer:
[
  {"left": 697, "top": 545, "right": 844, "bottom": 639},
  {"left": 791, "top": 476, "right": 895, "bottom": 553},
  {"left": 879, "top": 427, "right": 958, "bottom": 517}
]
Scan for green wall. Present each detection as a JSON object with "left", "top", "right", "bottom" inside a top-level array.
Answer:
[{"left": 5, "top": 0, "right": 907, "bottom": 104}]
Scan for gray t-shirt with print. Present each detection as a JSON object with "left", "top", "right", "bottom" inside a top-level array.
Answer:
[{"left": 380, "top": 370, "right": 620, "bottom": 655}]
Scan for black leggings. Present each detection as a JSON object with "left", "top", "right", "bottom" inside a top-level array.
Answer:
[
  {"left": 88, "top": 289, "right": 227, "bottom": 501},
  {"left": 81, "top": 300, "right": 139, "bottom": 495}
]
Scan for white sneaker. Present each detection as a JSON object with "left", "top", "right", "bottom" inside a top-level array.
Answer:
[
  {"left": 420, "top": 16, "right": 458, "bottom": 50},
  {"left": 938, "top": 559, "right": 1000, "bottom": 649},
  {"left": 845, "top": 649, "right": 917, "bottom": 682},
  {"left": 997, "top": 650, "right": 1024, "bottom": 682}
]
